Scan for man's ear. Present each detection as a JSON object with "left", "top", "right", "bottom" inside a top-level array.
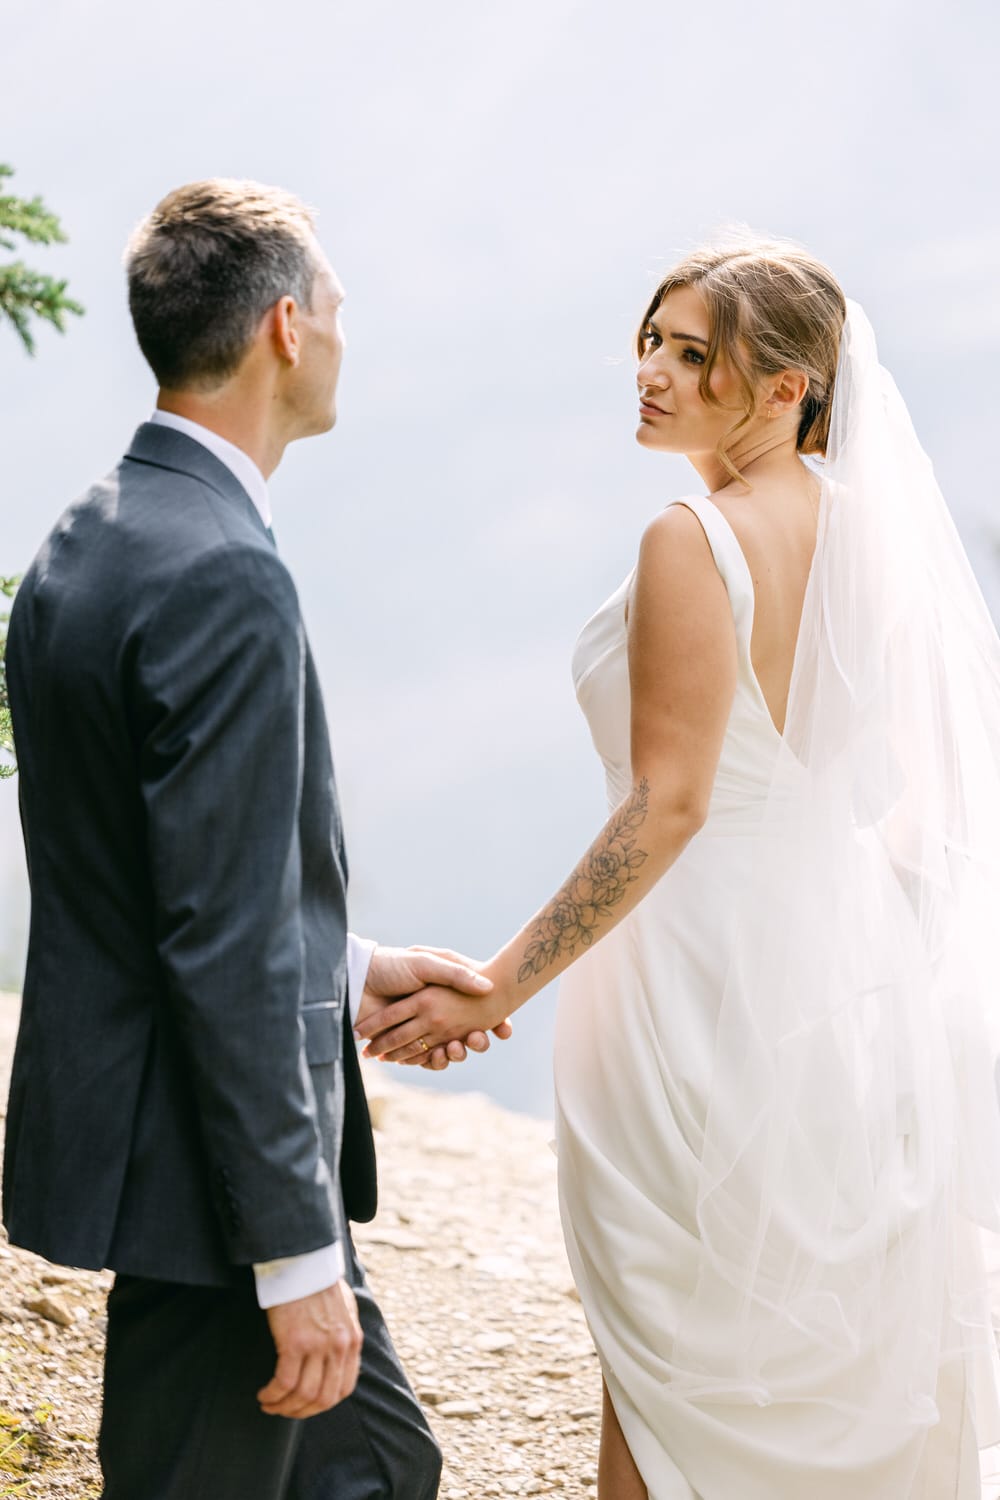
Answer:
[{"left": 270, "top": 295, "right": 301, "bottom": 368}]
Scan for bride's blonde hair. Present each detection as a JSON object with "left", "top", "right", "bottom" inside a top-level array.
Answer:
[{"left": 637, "top": 233, "right": 847, "bottom": 482}]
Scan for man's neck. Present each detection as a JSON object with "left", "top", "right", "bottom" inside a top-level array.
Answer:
[{"left": 156, "top": 391, "right": 286, "bottom": 479}]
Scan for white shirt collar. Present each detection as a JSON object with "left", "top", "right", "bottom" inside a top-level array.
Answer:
[{"left": 148, "top": 410, "right": 272, "bottom": 530}]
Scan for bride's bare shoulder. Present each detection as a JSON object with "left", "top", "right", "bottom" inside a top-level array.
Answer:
[
  {"left": 642, "top": 498, "right": 708, "bottom": 544},
  {"left": 634, "top": 502, "right": 727, "bottom": 607},
  {"left": 637, "top": 500, "right": 717, "bottom": 571}
]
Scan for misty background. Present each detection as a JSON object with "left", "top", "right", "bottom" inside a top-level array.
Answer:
[{"left": 2, "top": 0, "right": 998, "bottom": 1117}]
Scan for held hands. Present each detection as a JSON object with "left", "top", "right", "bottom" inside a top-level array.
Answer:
[
  {"left": 358, "top": 945, "right": 512, "bottom": 1070},
  {"left": 356, "top": 948, "right": 512, "bottom": 1065},
  {"left": 259, "top": 1279, "right": 363, "bottom": 1417}
]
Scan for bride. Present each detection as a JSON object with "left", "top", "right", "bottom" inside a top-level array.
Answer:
[{"left": 356, "top": 236, "right": 1000, "bottom": 1498}]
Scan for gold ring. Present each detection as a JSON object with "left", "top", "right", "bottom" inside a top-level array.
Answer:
[{"left": 417, "top": 1037, "right": 429, "bottom": 1053}]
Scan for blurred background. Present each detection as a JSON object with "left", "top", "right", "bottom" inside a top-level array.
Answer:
[{"left": 2, "top": 0, "right": 998, "bottom": 1117}]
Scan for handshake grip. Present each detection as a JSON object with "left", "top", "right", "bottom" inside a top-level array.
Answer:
[{"left": 354, "top": 944, "right": 512, "bottom": 1070}]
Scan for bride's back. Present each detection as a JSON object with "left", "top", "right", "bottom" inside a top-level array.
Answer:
[{"left": 712, "top": 473, "right": 819, "bottom": 737}]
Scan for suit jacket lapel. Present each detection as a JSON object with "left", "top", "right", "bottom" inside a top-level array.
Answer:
[{"left": 124, "top": 423, "right": 270, "bottom": 544}]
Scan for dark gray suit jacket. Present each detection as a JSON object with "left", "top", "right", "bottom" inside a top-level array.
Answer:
[{"left": 2, "top": 423, "right": 376, "bottom": 1286}]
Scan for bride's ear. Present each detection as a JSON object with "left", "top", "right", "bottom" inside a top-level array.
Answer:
[{"left": 763, "top": 369, "right": 810, "bottom": 420}]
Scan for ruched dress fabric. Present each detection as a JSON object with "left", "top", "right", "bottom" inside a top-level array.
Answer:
[{"left": 553, "top": 496, "right": 1000, "bottom": 1500}]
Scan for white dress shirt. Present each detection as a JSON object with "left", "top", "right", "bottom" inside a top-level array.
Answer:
[
  {"left": 150, "top": 408, "right": 273, "bottom": 528},
  {"left": 148, "top": 410, "right": 376, "bottom": 1307}
]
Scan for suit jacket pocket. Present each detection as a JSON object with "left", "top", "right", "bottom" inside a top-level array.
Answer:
[{"left": 301, "top": 1002, "right": 342, "bottom": 1067}]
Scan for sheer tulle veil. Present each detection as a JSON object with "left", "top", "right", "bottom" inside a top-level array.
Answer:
[{"left": 672, "top": 300, "right": 1000, "bottom": 1435}]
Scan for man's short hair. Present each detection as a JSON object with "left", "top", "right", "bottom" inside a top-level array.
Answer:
[{"left": 125, "top": 179, "right": 318, "bottom": 390}]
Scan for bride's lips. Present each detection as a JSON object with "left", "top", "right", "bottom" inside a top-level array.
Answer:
[{"left": 639, "top": 400, "right": 670, "bottom": 417}]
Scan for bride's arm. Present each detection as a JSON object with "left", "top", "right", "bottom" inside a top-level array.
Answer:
[{"left": 354, "top": 506, "right": 737, "bottom": 1061}]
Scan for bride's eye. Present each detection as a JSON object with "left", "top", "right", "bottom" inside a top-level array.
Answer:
[
  {"left": 681, "top": 347, "right": 705, "bottom": 365},
  {"left": 642, "top": 325, "right": 662, "bottom": 351}
]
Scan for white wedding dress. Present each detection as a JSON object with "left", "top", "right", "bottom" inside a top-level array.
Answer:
[{"left": 554, "top": 495, "right": 1000, "bottom": 1500}]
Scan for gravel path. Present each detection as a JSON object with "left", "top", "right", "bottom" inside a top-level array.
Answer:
[{"left": 0, "top": 994, "right": 601, "bottom": 1497}]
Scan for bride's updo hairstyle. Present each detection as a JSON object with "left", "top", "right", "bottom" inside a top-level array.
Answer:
[{"left": 638, "top": 234, "right": 847, "bottom": 481}]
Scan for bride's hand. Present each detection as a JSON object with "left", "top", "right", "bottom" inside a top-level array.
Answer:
[
  {"left": 406, "top": 946, "right": 514, "bottom": 1044},
  {"left": 357, "top": 943, "right": 510, "bottom": 1067},
  {"left": 354, "top": 974, "right": 511, "bottom": 1064}
]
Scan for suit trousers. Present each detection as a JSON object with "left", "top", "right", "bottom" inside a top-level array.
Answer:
[{"left": 98, "top": 1238, "right": 441, "bottom": 1500}]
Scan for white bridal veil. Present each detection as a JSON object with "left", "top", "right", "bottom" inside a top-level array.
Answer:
[{"left": 674, "top": 301, "right": 1000, "bottom": 1434}]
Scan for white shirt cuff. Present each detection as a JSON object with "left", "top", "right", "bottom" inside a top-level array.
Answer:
[
  {"left": 253, "top": 1241, "right": 346, "bottom": 1309},
  {"left": 346, "top": 933, "right": 377, "bottom": 1025}
]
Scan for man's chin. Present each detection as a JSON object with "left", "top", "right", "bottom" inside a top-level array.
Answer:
[{"left": 297, "top": 407, "right": 337, "bottom": 440}]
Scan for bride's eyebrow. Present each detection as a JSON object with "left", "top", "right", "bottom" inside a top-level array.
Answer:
[{"left": 647, "top": 309, "right": 709, "bottom": 346}]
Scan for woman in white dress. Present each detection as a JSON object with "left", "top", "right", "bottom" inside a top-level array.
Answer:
[{"left": 357, "top": 238, "right": 1000, "bottom": 1498}]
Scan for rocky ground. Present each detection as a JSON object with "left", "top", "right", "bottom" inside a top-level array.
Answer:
[{"left": 0, "top": 993, "right": 601, "bottom": 1497}]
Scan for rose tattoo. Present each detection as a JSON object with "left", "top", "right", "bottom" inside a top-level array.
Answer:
[{"left": 517, "top": 779, "right": 650, "bottom": 983}]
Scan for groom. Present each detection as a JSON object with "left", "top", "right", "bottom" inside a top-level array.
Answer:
[{"left": 2, "top": 179, "right": 501, "bottom": 1499}]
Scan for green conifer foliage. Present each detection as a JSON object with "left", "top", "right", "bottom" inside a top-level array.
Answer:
[
  {"left": 2, "top": 166, "right": 83, "bottom": 775},
  {"left": 0, "top": 577, "right": 19, "bottom": 779},
  {"left": 0, "top": 164, "right": 84, "bottom": 354}
]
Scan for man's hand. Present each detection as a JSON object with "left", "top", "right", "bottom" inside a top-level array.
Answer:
[
  {"left": 356, "top": 975, "right": 510, "bottom": 1065},
  {"left": 258, "top": 1280, "right": 363, "bottom": 1418},
  {"left": 359, "top": 945, "right": 512, "bottom": 1070}
]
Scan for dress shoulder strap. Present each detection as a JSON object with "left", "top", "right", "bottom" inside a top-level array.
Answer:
[{"left": 664, "top": 496, "right": 755, "bottom": 651}]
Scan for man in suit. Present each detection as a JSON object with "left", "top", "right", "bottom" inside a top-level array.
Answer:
[{"left": 2, "top": 179, "right": 503, "bottom": 1500}]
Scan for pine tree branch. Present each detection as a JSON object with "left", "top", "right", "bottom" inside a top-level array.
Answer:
[
  {"left": 0, "top": 575, "right": 20, "bottom": 778},
  {"left": 0, "top": 265, "right": 84, "bottom": 354},
  {"left": 0, "top": 164, "right": 67, "bottom": 248},
  {"left": 0, "top": 166, "right": 84, "bottom": 354}
]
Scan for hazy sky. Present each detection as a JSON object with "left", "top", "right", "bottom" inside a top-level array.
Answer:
[{"left": 3, "top": 0, "right": 998, "bottom": 1115}]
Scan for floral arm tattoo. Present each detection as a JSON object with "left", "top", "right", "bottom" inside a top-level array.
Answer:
[{"left": 517, "top": 779, "right": 650, "bottom": 984}]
